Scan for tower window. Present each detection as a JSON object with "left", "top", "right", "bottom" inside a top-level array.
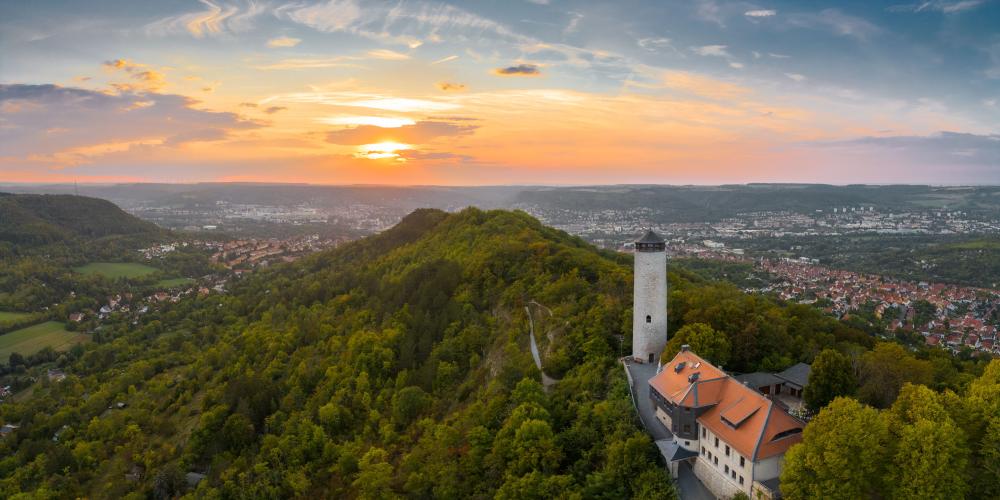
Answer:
[{"left": 646, "top": 315, "right": 651, "bottom": 323}]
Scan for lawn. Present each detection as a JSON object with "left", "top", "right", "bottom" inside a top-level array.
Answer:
[
  {"left": 156, "top": 277, "right": 195, "bottom": 288},
  {"left": 0, "top": 312, "right": 32, "bottom": 327},
  {"left": 74, "top": 262, "right": 158, "bottom": 279},
  {"left": 0, "top": 321, "right": 87, "bottom": 360}
]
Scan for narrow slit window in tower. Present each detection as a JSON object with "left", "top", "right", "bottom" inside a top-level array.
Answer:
[{"left": 646, "top": 315, "right": 651, "bottom": 323}]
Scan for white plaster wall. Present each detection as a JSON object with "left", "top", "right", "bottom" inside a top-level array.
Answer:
[
  {"left": 633, "top": 249, "right": 667, "bottom": 362},
  {"left": 754, "top": 454, "right": 783, "bottom": 481},
  {"left": 700, "top": 426, "right": 753, "bottom": 495},
  {"left": 655, "top": 406, "right": 673, "bottom": 430}
]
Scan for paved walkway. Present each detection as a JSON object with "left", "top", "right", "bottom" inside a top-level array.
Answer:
[{"left": 624, "top": 361, "right": 716, "bottom": 500}]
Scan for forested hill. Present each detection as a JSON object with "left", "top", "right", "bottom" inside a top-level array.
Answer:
[
  {"left": 2, "top": 208, "right": 990, "bottom": 498},
  {"left": 0, "top": 208, "right": 675, "bottom": 498},
  {"left": 0, "top": 193, "right": 163, "bottom": 247}
]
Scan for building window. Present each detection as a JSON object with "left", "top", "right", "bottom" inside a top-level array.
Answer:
[
  {"left": 725, "top": 445, "right": 730, "bottom": 456},
  {"left": 702, "top": 428, "right": 707, "bottom": 438},
  {"left": 701, "top": 447, "right": 705, "bottom": 455},
  {"left": 714, "top": 457, "right": 718, "bottom": 466},
  {"left": 731, "top": 471, "right": 736, "bottom": 480},
  {"left": 740, "top": 457, "right": 745, "bottom": 467},
  {"left": 646, "top": 315, "right": 651, "bottom": 323},
  {"left": 684, "top": 441, "right": 690, "bottom": 446},
  {"left": 739, "top": 476, "right": 744, "bottom": 485},
  {"left": 715, "top": 437, "right": 719, "bottom": 448},
  {"left": 724, "top": 465, "right": 729, "bottom": 474}
]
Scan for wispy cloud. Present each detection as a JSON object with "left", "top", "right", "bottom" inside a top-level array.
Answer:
[
  {"left": 493, "top": 64, "right": 542, "bottom": 76},
  {"left": 367, "top": 49, "right": 410, "bottom": 61},
  {"left": 432, "top": 55, "right": 459, "bottom": 64},
  {"left": 326, "top": 120, "right": 478, "bottom": 145},
  {"left": 786, "top": 9, "right": 882, "bottom": 40},
  {"left": 785, "top": 72, "right": 807, "bottom": 82},
  {"left": 145, "top": 0, "right": 268, "bottom": 37},
  {"left": 254, "top": 57, "right": 360, "bottom": 70},
  {"left": 691, "top": 45, "right": 732, "bottom": 57},
  {"left": 887, "top": 1, "right": 986, "bottom": 14},
  {"left": 745, "top": 9, "right": 777, "bottom": 17},
  {"left": 267, "top": 36, "right": 301, "bottom": 48},
  {"left": 826, "top": 131, "right": 1000, "bottom": 165}
]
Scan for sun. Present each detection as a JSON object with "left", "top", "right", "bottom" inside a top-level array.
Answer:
[{"left": 355, "top": 141, "right": 413, "bottom": 161}]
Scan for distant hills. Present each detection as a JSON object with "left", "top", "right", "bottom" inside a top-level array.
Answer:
[
  {"left": 5, "top": 183, "right": 1000, "bottom": 223},
  {"left": 0, "top": 193, "right": 163, "bottom": 246}
]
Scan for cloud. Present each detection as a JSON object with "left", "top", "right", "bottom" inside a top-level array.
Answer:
[
  {"left": 280, "top": 0, "right": 531, "bottom": 47},
  {"left": 432, "top": 55, "right": 459, "bottom": 64},
  {"left": 262, "top": 106, "right": 286, "bottom": 114},
  {"left": 326, "top": 120, "right": 478, "bottom": 145},
  {"left": 145, "top": 0, "right": 269, "bottom": 37},
  {"left": 267, "top": 36, "right": 301, "bottom": 48},
  {"left": 493, "top": 64, "right": 541, "bottom": 76},
  {"left": 785, "top": 73, "right": 807, "bottom": 81},
  {"left": 695, "top": 0, "right": 726, "bottom": 27},
  {"left": 254, "top": 57, "right": 359, "bottom": 70},
  {"left": 396, "top": 149, "right": 474, "bottom": 162},
  {"left": 769, "top": 52, "right": 791, "bottom": 58},
  {"left": 367, "top": 49, "right": 410, "bottom": 60},
  {"left": 102, "top": 59, "right": 167, "bottom": 92},
  {"left": 661, "top": 71, "right": 752, "bottom": 100},
  {"left": 828, "top": 131, "right": 1000, "bottom": 165},
  {"left": 436, "top": 82, "right": 467, "bottom": 92},
  {"left": 265, "top": 92, "right": 460, "bottom": 112},
  {"left": 887, "top": 1, "right": 986, "bottom": 13},
  {"left": 0, "top": 84, "right": 260, "bottom": 163},
  {"left": 786, "top": 9, "right": 882, "bottom": 40},
  {"left": 691, "top": 45, "right": 731, "bottom": 57},
  {"left": 745, "top": 9, "right": 777, "bottom": 17},
  {"left": 729, "top": 62, "right": 745, "bottom": 69}
]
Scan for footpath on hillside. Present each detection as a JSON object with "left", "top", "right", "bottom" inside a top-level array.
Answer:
[{"left": 525, "top": 301, "right": 559, "bottom": 390}]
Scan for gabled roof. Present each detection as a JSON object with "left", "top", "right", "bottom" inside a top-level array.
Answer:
[
  {"left": 636, "top": 230, "right": 664, "bottom": 244},
  {"left": 776, "top": 362, "right": 811, "bottom": 388},
  {"left": 649, "top": 349, "right": 804, "bottom": 461}
]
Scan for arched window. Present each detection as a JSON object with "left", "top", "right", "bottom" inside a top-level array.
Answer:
[{"left": 646, "top": 315, "right": 652, "bottom": 323}]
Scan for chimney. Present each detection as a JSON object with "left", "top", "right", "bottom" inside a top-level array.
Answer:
[{"left": 680, "top": 344, "right": 690, "bottom": 352}]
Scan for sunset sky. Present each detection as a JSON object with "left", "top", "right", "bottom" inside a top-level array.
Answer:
[{"left": 2, "top": 0, "right": 999, "bottom": 185}]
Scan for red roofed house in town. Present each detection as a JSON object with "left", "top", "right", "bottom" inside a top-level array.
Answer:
[{"left": 648, "top": 346, "right": 804, "bottom": 499}]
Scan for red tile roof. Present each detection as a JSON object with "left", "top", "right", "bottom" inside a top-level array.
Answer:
[{"left": 650, "top": 349, "right": 804, "bottom": 461}]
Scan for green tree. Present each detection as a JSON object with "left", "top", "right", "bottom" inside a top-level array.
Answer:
[
  {"left": 661, "top": 323, "right": 731, "bottom": 367},
  {"left": 803, "top": 349, "right": 857, "bottom": 411},
  {"left": 858, "top": 343, "right": 933, "bottom": 408},
  {"left": 781, "top": 397, "right": 888, "bottom": 500},
  {"left": 889, "top": 418, "right": 968, "bottom": 500},
  {"left": 353, "top": 448, "right": 398, "bottom": 499}
]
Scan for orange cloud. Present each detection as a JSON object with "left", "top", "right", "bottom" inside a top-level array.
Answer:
[{"left": 436, "top": 82, "right": 467, "bottom": 92}]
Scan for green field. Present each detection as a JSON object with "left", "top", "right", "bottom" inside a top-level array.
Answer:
[
  {"left": 0, "top": 312, "right": 33, "bottom": 327},
  {"left": 156, "top": 277, "right": 195, "bottom": 288},
  {"left": 0, "top": 321, "right": 87, "bottom": 360},
  {"left": 74, "top": 262, "right": 158, "bottom": 279}
]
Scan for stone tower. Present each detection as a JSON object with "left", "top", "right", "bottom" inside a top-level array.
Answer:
[{"left": 632, "top": 230, "right": 667, "bottom": 364}]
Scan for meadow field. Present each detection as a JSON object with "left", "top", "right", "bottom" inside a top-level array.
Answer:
[
  {"left": 0, "top": 312, "right": 32, "bottom": 327},
  {"left": 0, "top": 321, "right": 87, "bottom": 360},
  {"left": 155, "top": 277, "right": 195, "bottom": 288},
  {"left": 73, "top": 262, "right": 158, "bottom": 279}
]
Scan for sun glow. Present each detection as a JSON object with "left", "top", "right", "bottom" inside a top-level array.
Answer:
[
  {"left": 355, "top": 141, "right": 412, "bottom": 160},
  {"left": 318, "top": 116, "right": 416, "bottom": 128}
]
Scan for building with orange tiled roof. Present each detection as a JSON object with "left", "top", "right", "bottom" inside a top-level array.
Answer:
[{"left": 648, "top": 346, "right": 805, "bottom": 499}]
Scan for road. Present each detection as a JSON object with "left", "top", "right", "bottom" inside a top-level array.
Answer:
[{"left": 624, "top": 361, "right": 716, "bottom": 500}]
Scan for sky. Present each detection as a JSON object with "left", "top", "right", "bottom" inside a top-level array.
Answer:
[{"left": 1, "top": 0, "right": 999, "bottom": 185}]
